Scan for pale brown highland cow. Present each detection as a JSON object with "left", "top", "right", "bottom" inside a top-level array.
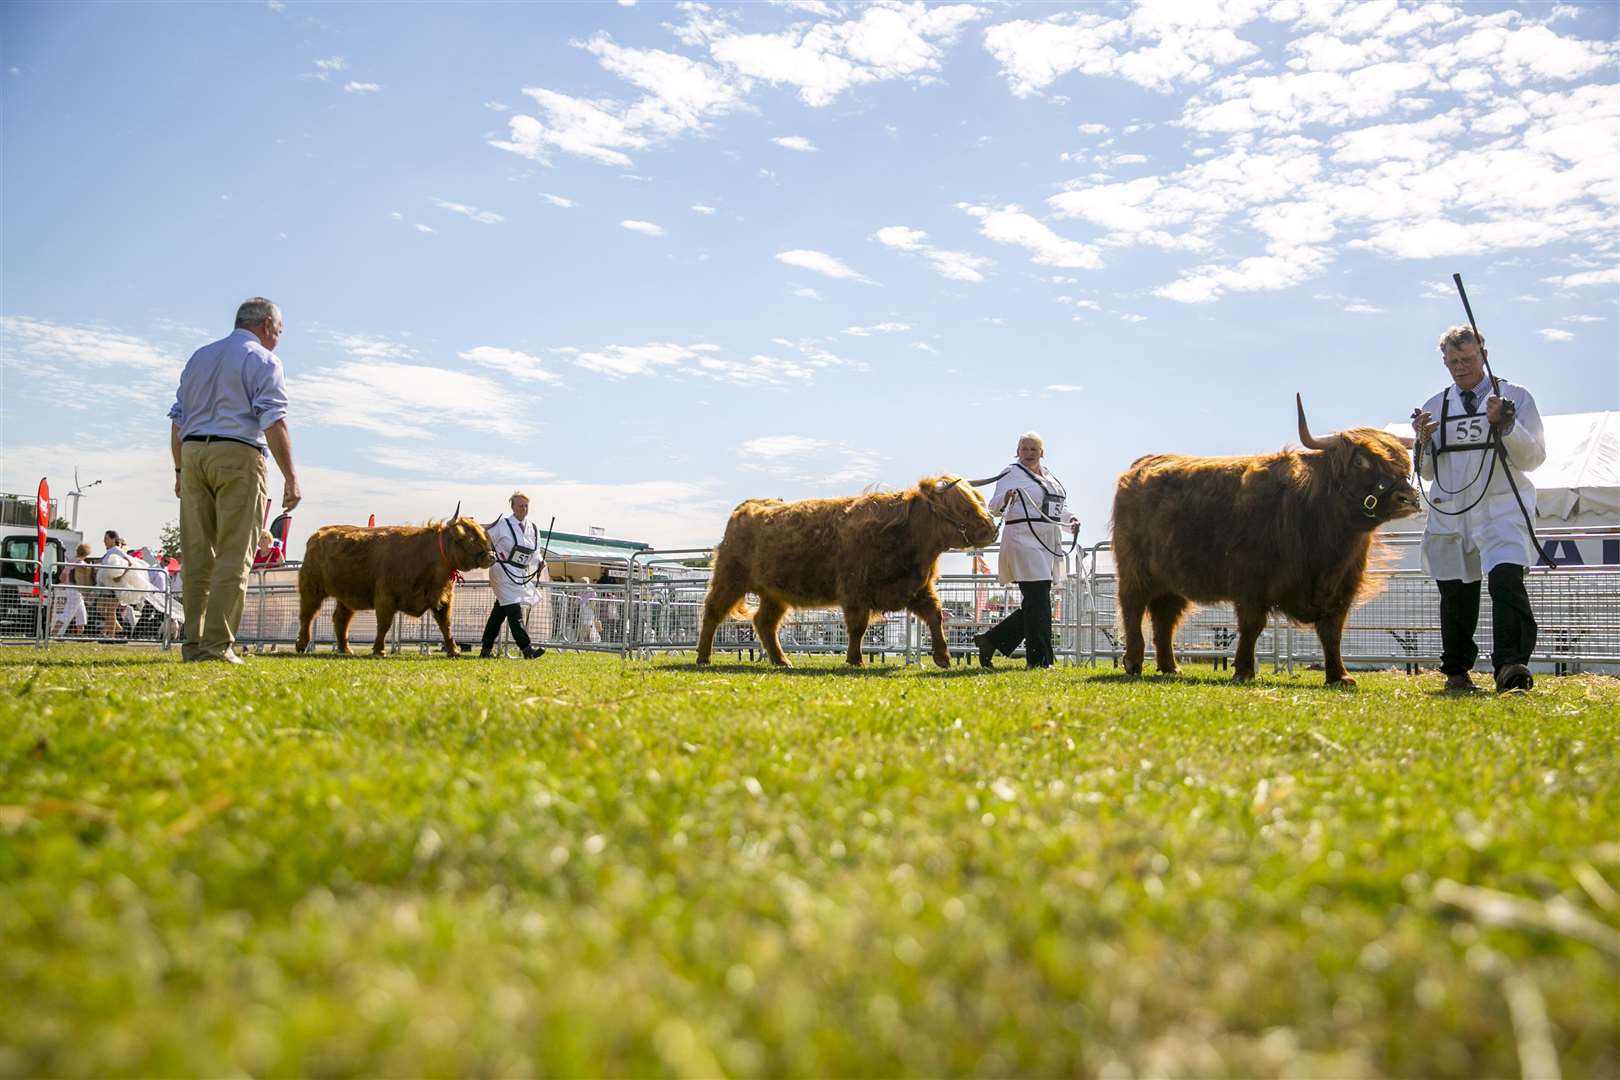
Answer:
[
  {"left": 296, "top": 513, "right": 495, "bottom": 657},
  {"left": 696, "top": 476, "right": 999, "bottom": 669},
  {"left": 1111, "top": 396, "right": 1419, "bottom": 686}
]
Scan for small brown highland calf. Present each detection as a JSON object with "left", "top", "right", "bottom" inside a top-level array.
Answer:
[
  {"left": 696, "top": 475, "right": 999, "bottom": 669},
  {"left": 296, "top": 512, "right": 495, "bottom": 657}
]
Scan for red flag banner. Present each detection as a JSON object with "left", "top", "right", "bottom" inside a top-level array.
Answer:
[{"left": 34, "top": 478, "right": 49, "bottom": 597}]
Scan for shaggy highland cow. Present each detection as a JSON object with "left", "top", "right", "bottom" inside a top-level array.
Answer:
[
  {"left": 1111, "top": 396, "right": 1420, "bottom": 686},
  {"left": 296, "top": 510, "right": 495, "bottom": 657},
  {"left": 696, "top": 475, "right": 999, "bottom": 669}
]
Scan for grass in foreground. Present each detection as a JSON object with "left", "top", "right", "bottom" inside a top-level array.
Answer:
[{"left": 1, "top": 647, "right": 1617, "bottom": 1078}]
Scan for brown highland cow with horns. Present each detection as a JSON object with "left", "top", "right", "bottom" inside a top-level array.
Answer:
[
  {"left": 1111, "top": 396, "right": 1420, "bottom": 686},
  {"left": 296, "top": 507, "right": 495, "bottom": 657}
]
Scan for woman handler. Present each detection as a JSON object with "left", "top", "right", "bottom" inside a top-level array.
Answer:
[
  {"left": 973, "top": 432, "right": 1079, "bottom": 669},
  {"left": 479, "top": 491, "right": 546, "bottom": 659}
]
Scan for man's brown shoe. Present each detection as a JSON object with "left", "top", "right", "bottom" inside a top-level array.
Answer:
[{"left": 1444, "top": 672, "right": 1477, "bottom": 693}]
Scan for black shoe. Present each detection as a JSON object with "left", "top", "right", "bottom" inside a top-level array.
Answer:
[
  {"left": 1444, "top": 672, "right": 1478, "bottom": 693},
  {"left": 973, "top": 632, "right": 994, "bottom": 669},
  {"left": 478, "top": 647, "right": 496, "bottom": 659},
  {"left": 1495, "top": 663, "right": 1533, "bottom": 693},
  {"left": 523, "top": 645, "right": 546, "bottom": 659}
]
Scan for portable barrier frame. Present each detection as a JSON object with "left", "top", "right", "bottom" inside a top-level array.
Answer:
[{"left": 8, "top": 527, "right": 1619, "bottom": 673}]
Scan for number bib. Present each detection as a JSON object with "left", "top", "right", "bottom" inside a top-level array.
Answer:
[
  {"left": 1435, "top": 389, "right": 1492, "bottom": 455},
  {"left": 504, "top": 518, "right": 537, "bottom": 569}
]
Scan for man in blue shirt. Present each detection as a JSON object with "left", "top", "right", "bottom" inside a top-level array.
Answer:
[{"left": 169, "top": 297, "right": 302, "bottom": 663}]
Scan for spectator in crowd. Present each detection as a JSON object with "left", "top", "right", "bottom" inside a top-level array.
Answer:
[
  {"left": 92, "top": 531, "right": 131, "bottom": 636},
  {"left": 170, "top": 297, "right": 301, "bottom": 664},
  {"left": 972, "top": 432, "right": 1079, "bottom": 669},
  {"left": 578, "top": 576, "right": 600, "bottom": 643},
  {"left": 50, "top": 542, "right": 95, "bottom": 637},
  {"left": 252, "top": 529, "right": 284, "bottom": 569}
]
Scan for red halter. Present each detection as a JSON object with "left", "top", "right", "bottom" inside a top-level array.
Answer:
[{"left": 437, "top": 522, "right": 464, "bottom": 585}]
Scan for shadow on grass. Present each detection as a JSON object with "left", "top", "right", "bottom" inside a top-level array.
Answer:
[
  {"left": 1082, "top": 670, "right": 1359, "bottom": 692},
  {"left": 661, "top": 660, "right": 996, "bottom": 679}
]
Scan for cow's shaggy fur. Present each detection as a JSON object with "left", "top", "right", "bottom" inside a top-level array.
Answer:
[
  {"left": 696, "top": 475, "right": 999, "bottom": 669},
  {"left": 296, "top": 517, "right": 496, "bottom": 656},
  {"left": 1111, "top": 399, "right": 1419, "bottom": 686}
]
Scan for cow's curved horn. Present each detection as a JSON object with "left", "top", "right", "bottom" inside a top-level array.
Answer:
[
  {"left": 452, "top": 500, "right": 462, "bottom": 521},
  {"left": 1296, "top": 393, "right": 1338, "bottom": 451}
]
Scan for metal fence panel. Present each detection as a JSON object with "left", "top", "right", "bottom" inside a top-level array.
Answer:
[{"left": 14, "top": 528, "right": 1619, "bottom": 671}]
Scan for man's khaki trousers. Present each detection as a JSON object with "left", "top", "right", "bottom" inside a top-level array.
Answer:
[{"left": 179, "top": 440, "right": 268, "bottom": 659}]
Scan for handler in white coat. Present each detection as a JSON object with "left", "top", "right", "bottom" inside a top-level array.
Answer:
[
  {"left": 972, "top": 432, "right": 1080, "bottom": 669},
  {"left": 479, "top": 491, "right": 546, "bottom": 659},
  {"left": 1413, "top": 325, "right": 1546, "bottom": 693}
]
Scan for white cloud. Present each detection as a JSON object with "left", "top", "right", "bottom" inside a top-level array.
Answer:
[
  {"left": 414, "top": 223, "right": 434, "bottom": 233},
  {"left": 484, "top": 100, "right": 511, "bottom": 112},
  {"left": 842, "top": 321, "right": 911, "bottom": 336},
  {"left": 1154, "top": 245, "right": 1332, "bottom": 304},
  {"left": 1046, "top": 384, "right": 1084, "bottom": 392},
  {"left": 773, "top": 135, "right": 818, "bottom": 151},
  {"left": 957, "top": 203, "right": 1102, "bottom": 269},
  {"left": 343, "top": 81, "right": 381, "bottom": 94},
  {"left": 983, "top": 4, "right": 1265, "bottom": 97},
  {"left": 873, "top": 224, "right": 994, "bottom": 283},
  {"left": 0, "top": 316, "right": 181, "bottom": 416},
  {"left": 459, "top": 346, "right": 562, "bottom": 384},
  {"left": 540, "top": 193, "right": 576, "bottom": 208},
  {"left": 691, "top": 204, "right": 717, "bottom": 214},
  {"left": 1538, "top": 328, "right": 1575, "bottom": 342},
  {"left": 742, "top": 435, "right": 831, "bottom": 458},
  {"left": 738, "top": 433, "right": 881, "bottom": 487},
  {"left": 775, "top": 248, "right": 877, "bottom": 283},
  {"left": 558, "top": 341, "right": 825, "bottom": 388},
  {"left": 789, "top": 286, "right": 823, "bottom": 300},
  {"left": 564, "top": 342, "right": 695, "bottom": 378},
  {"left": 1562, "top": 314, "right": 1604, "bottom": 323},
  {"left": 267, "top": 0, "right": 285, "bottom": 10},
  {"left": 621, "top": 219, "right": 665, "bottom": 236},
  {"left": 333, "top": 333, "right": 414, "bottom": 361},
  {"left": 490, "top": 36, "right": 749, "bottom": 168},
  {"left": 433, "top": 199, "right": 506, "bottom": 224},
  {"left": 688, "top": 1, "right": 986, "bottom": 107},
  {"left": 294, "top": 362, "right": 526, "bottom": 439},
  {"left": 1543, "top": 267, "right": 1619, "bottom": 288}
]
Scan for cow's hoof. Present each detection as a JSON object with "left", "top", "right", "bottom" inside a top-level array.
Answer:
[
  {"left": 695, "top": 657, "right": 711, "bottom": 666},
  {"left": 1326, "top": 675, "right": 1357, "bottom": 689},
  {"left": 1156, "top": 665, "right": 1181, "bottom": 676},
  {"left": 931, "top": 654, "right": 950, "bottom": 670},
  {"left": 1232, "top": 672, "right": 1255, "bottom": 684}
]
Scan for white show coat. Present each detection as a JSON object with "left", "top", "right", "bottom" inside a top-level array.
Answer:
[
  {"left": 489, "top": 513, "right": 540, "bottom": 606},
  {"left": 1417, "top": 375, "right": 1546, "bottom": 582},
  {"left": 988, "top": 463, "right": 1078, "bottom": 584}
]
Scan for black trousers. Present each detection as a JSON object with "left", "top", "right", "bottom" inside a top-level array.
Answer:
[
  {"left": 1437, "top": 564, "right": 1537, "bottom": 676},
  {"left": 481, "top": 602, "right": 533, "bottom": 654},
  {"left": 983, "top": 580, "right": 1054, "bottom": 668}
]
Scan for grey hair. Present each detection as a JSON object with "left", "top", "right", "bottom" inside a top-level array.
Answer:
[
  {"left": 235, "top": 297, "right": 281, "bottom": 330},
  {"left": 1438, "top": 324, "right": 1483, "bottom": 352},
  {"left": 509, "top": 491, "right": 529, "bottom": 506},
  {"left": 1017, "top": 430, "right": 1045, "bottom": 453}
]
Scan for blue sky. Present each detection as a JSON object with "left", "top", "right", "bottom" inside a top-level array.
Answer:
[{"left": 2, "top": 0, "right": 1616, "bottom": 557}]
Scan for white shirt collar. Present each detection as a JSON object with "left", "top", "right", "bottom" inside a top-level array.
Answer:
[{"left": 1454, "top": 373, "right": 1492, "bottom": 398}]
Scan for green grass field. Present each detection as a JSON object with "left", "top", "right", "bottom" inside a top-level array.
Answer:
[{"left": 2, "top": 647, "right": 1617, "bottom": 1078}]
